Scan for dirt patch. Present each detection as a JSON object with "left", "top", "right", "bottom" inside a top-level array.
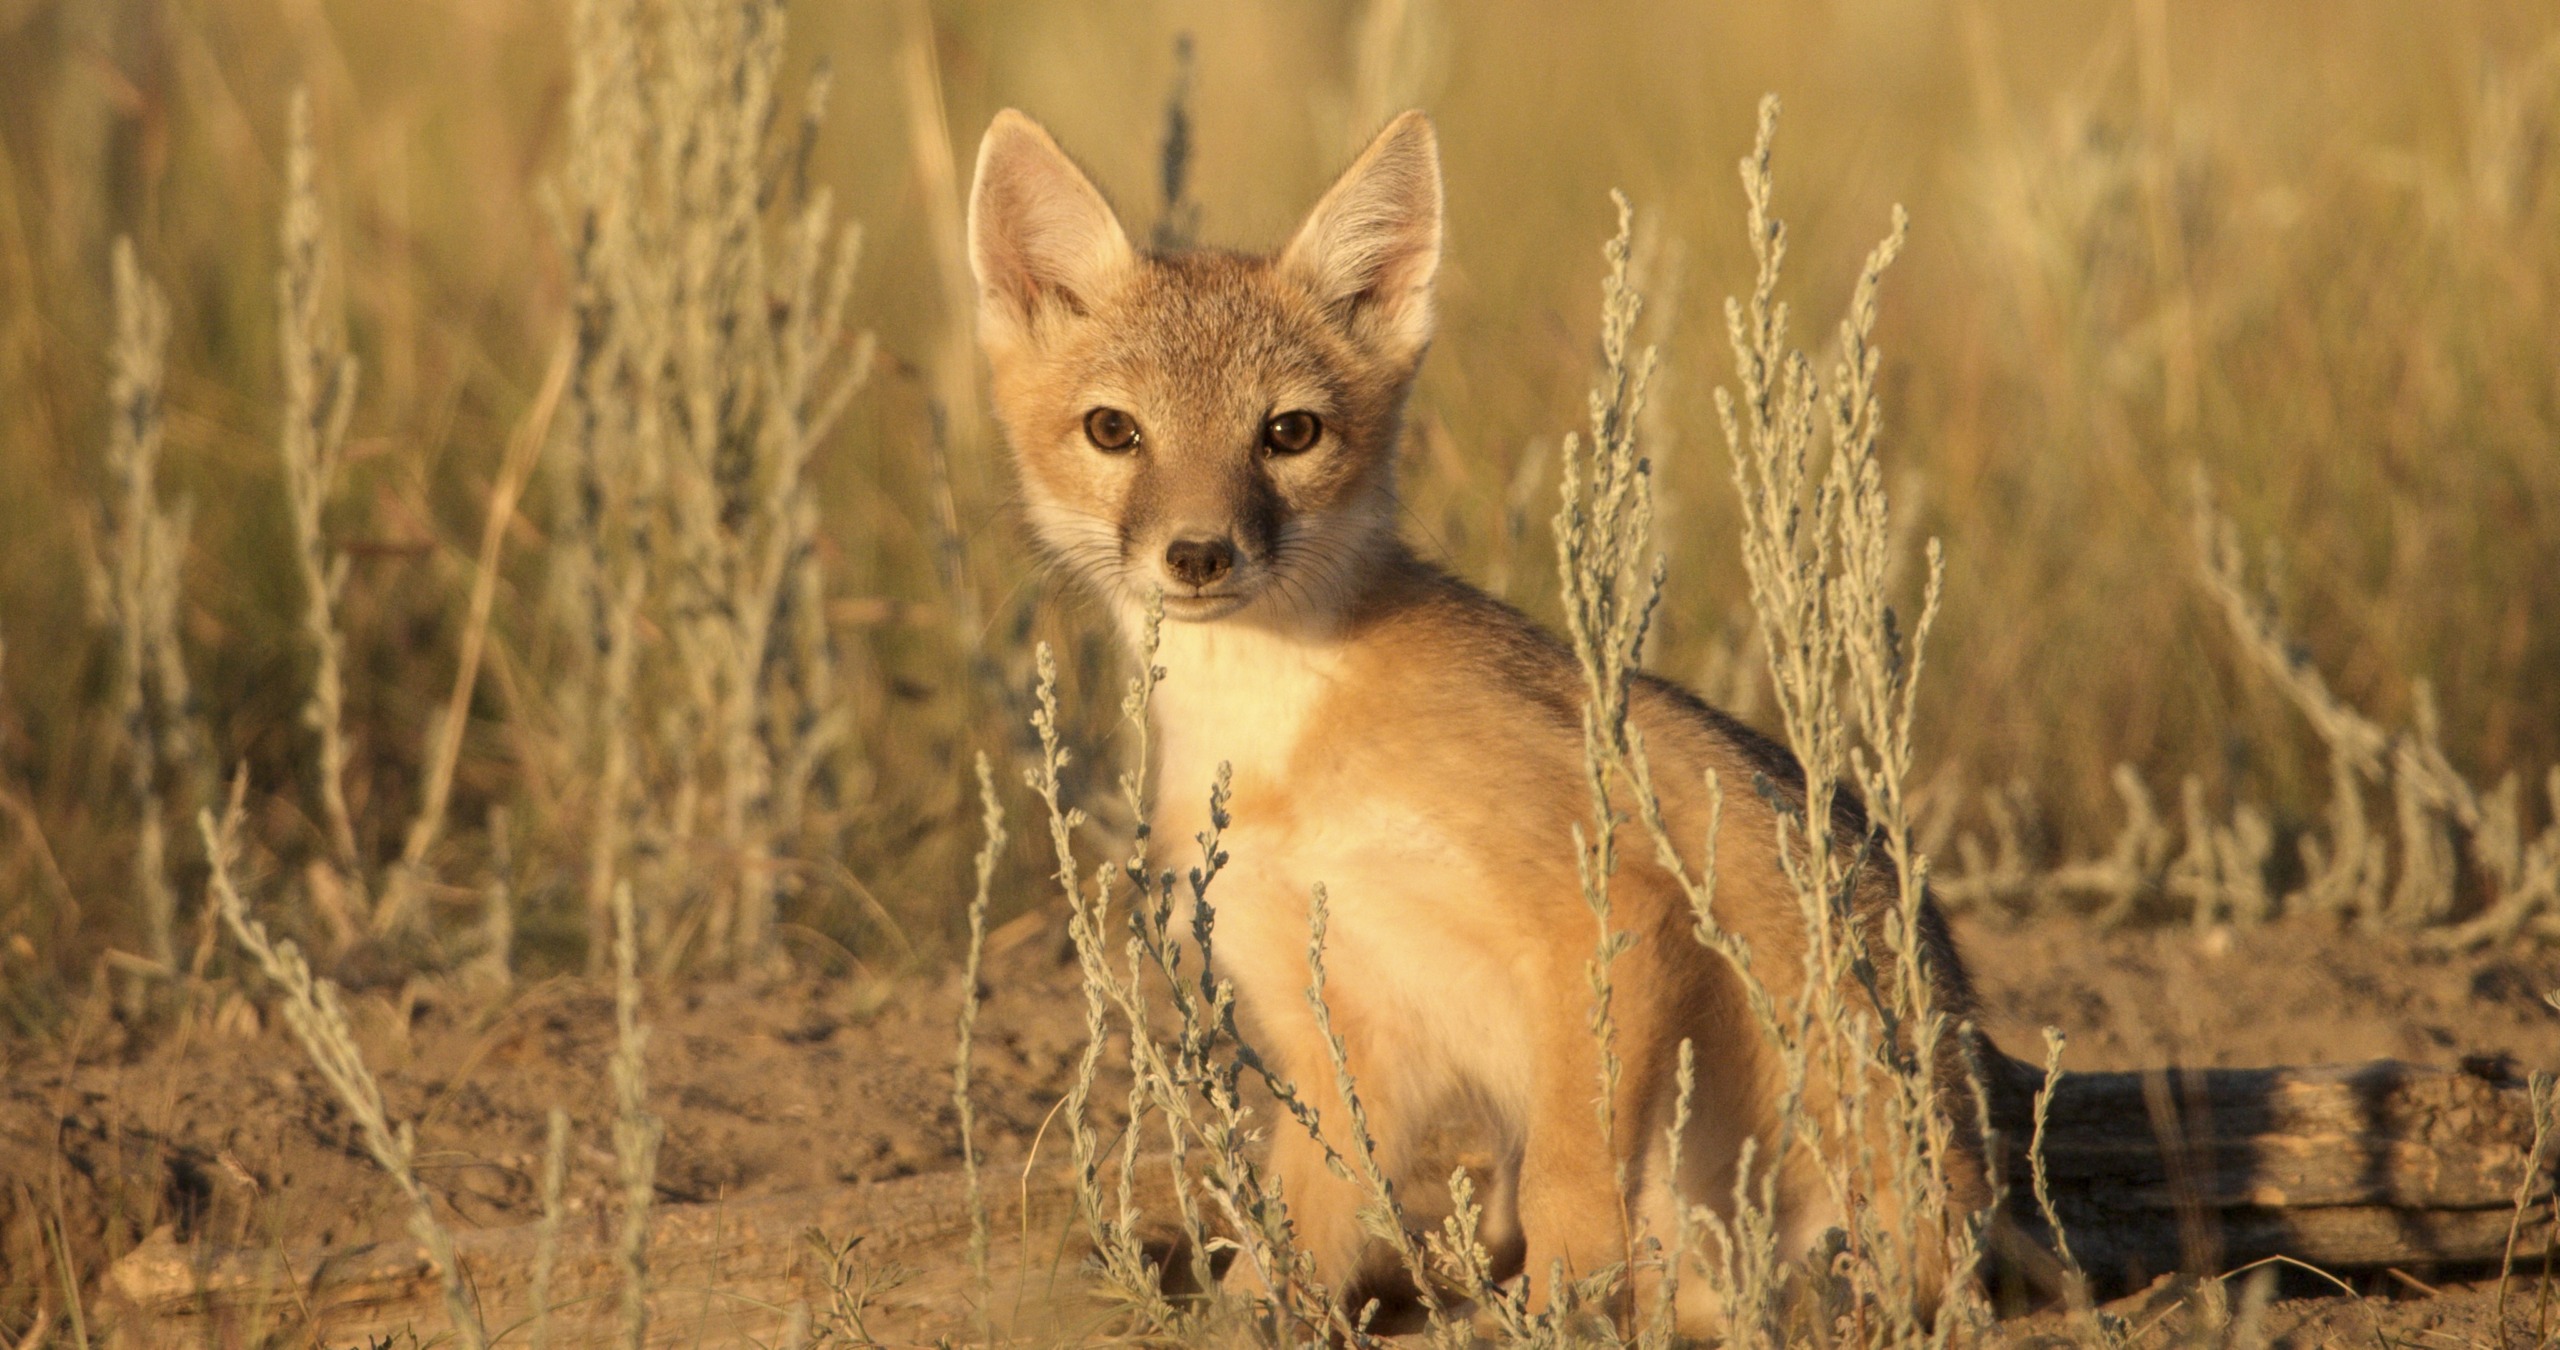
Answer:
[
  {"left": 1960, "top": 915, "right": 2560, "bottom": 1072},
  {"left": 3, "top": 911, "right": 2555, "bottom": 1342},
  {"left": 0, "top": 909, "right": 1117, "bottom": 1316}
]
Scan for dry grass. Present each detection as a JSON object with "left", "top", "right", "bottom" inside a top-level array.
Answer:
[
  {"left": 272, "top": 86, "right": 366, "bottom": 927},
  {"left": 1, "top": 0, "right": 2558, "bottom": 1345},
  {"left": 82, "top": 235, "right": 203, "bottom": 979},
  {"left": 202, "top": 774, "right": 488, "bottom": 1350},
  {"left": 0, "top": 0, "right": 2553, "bottom": 985}
]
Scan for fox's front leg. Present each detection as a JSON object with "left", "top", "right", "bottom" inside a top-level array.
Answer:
[
  {"left": 1513, "top": 1031, "right": 1642, "bottom": 1317},
  {"left": 1232, "top": 1003, "right": 1412, "bottom": 1320},
  {"left": 1266, "top": 1101, "right": 1374, "bottom": 1302}
]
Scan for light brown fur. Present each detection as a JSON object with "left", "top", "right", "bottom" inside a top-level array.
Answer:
[{"left": 967, "top": 108, "right": 1987, "bottom": 1329}]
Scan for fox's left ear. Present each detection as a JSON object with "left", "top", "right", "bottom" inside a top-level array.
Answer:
[
  {"left": 1282, "top": 111, "right": 1442, "bottom": 365},
  {"left": 968, "top": 110, "right": 1136, "bottom": 347}
]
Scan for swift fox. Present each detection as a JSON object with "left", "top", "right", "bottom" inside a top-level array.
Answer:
[{"left": 967, "top": 108, "right": 1988, "bottom": 1326}]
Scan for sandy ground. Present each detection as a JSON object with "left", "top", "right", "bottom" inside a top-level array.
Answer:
[{"left": 3, "top": 908, "right": 2555, "bottom": 1345}]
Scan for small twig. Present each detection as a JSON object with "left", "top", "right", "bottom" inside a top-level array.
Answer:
[
  {"left": 375, "top": 334, "right": 572, "bottom": 934},
  {"left": 2497, "top": 1067, "right": 2559, "bottom": 1334},
  {"left": 276, "top": 89, "right": 367, "bottom": 907},
  {"left": 953, "top": 751, "right": 1006, "bottom": 1336},
  {"left": 531, "top": 1107, "right": 570, "bottom": 1350},
  {"left": 2380, "top": 1266, "right": 2443, "bottom": 1298},
  {"left": 608, "top": 878, "right": 659, "bottom": 1350}
]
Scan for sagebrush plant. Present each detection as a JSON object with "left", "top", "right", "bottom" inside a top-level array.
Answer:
[
  {"left": 1602, "top": 97, "right": 1991, "bottom": 1348},
  {"left": 1947, "top": 474, "right": 2560, "bottom": 945},
  {"left": 83, "top": 236, "right": 207, "bottom": 977},
  {"left": 0, "top": 0, "right": 2549, "bottom": 1002},
  {"left": 274, "top": 88, "right": 368, "bottom": 934},
  {"left": 548, "top": 0, "right": 871, "bottom": 974},
  {"left": 202, "top": 777, "right": 489, "bottom": 1350},
  {"left": 2190, "top": 480, "right": 2560, "bottom": 945},
  {"left": 266, "top": 80, "right": 575, "bottom": 966},
  {"left": 1920, "top": 23, "right": 2560, "bottom": 860},
  {"left": 1025, "top": 612, "right": 1310, "bottom": 1339},
  {"left": 211, "top": 779, "right": 664, "bottom": 1350},
  {"left": 9, "top": 3, "right": 2560, "bottom": 1346},
  {"left": 0, "top": 2, "right": 2552, "bottom": 1011}
]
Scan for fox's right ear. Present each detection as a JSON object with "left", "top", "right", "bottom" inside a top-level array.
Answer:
[
  {"left": 1281, "top": 111, "right": 1442, "bottom": 366},
  {"left": 968, "top": 110, "right": 1134, "bottom": 343}
]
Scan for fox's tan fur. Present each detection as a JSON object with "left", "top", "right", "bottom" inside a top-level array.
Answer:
[{"left": 967, "top": 108, "right": 1987, "bottom": 1328}]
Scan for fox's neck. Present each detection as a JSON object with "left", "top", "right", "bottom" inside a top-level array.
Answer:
[{"left": 1122, "top": 537, "right": 1417, "bottom": 814}]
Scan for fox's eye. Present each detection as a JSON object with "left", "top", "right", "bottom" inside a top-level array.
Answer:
[
  {"left": 1084, "top": 407, "right": 1141, "bottom": 452},
  {"left": 1263, "top": 411, "right": 1322, "bottom": 456}
]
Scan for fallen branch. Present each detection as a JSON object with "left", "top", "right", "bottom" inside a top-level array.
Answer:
[{"left": 1994, "top": 1055, "right": 2555, "bottom": 1291}]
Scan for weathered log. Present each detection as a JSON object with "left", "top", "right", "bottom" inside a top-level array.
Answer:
[
  {"left": 1994, "top": 1056, "right": 2552, "bottom": 1292},
  {"left": 94, "top": 1058, "right": 2552, "bottom": 1343}
]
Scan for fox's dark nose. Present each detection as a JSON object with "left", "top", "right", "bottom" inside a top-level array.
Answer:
[{"left": 1163, "top": 537, "right": 1236, "bottom": 588}]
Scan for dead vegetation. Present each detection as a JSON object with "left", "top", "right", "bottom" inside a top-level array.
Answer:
[{"left": 2, "top": 0, "right": 2558, "bottom": 1345}]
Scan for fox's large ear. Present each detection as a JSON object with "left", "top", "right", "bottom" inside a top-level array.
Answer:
[
  {"left": 968, "top": 110, "right": 1134, "bottom": 341},
  {"left": 1281, "top": 111, "right": 1442, "bottom": 364}
]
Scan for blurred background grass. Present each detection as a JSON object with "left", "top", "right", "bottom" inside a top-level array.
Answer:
[{"left": 2, "top": 0, "right": 2556, "bottom": 991}]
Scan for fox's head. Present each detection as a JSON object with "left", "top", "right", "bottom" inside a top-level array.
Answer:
[{"left": 966, "top": 110, "right": 1441, "bottom": 626}]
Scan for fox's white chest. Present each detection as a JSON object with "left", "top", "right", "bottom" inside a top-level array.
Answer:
[
  {"left": 1144, "top": 619, "right": 1341, "bottom": 814},
  {"left": 1140, "top": 617, "right": 1534, "bottom": 1112},
  {"left": 1205, "top": 805, "right": 1535, "bottom": 1113}
]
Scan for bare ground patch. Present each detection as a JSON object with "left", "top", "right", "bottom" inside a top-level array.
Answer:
[{"left": 3, "top": 911, "right": 2554, "bottom": 1344}]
